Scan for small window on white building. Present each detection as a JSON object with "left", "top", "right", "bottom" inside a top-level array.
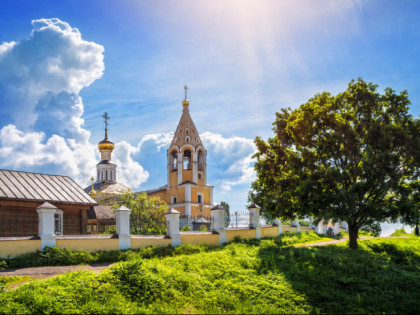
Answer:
[
  {"left": 54, "top": 209, "right": 63, "bottom": 235},
  {"left": 171, "top": 195, "right": 178, "bottom": 204},
  {"left": 198, "top": 173, "right": 202, "bottom": 180}
]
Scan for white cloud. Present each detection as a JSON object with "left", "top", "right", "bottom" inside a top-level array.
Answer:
[
  {"left": 201, "top": 132, "right": 257, "bottom": 192},
  {"left": 0, "top": 18, "right": 150, "bottom": 189}
]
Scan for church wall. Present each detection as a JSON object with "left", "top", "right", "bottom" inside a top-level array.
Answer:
[
  {"left": 183, "top": 169, "right": 193, "bottom": 182},
  {"left": 173, "top": 206, "right": 185, "bottom": 214},
  {"left": 169, "top": 170, "right": 178, "bottom": 187},
  {"left": 191, "top": 186, "right": 211, "bottom": 204},
  {"left": 197, "top": 174, "right": 205, "bottom": 186}
]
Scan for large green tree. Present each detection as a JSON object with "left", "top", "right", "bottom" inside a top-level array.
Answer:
[
  {"left": 249, "top": 79, "right": 419, "bottom": 248},
  {"left": 100, "top": 191, "right": 167, "bottom": 235}
]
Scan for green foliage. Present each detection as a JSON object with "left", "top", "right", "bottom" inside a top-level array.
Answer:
[
  {"left": 391, "top": 228, "right": 411, "bottom": 236},
  {"left": 111, "top": 191, "right": 168, "bottom": 235},
  {"left": 200, "top": 224, "right": 208, "bottom": 232},
  {"left": 249, "top": 78, "right": 420, "bottom": 249},
  {"left": 1, "top": 237, "right": 419, "bottom": 314},
  {"left": 181, "top": 225, "right": 190, "bottom": 232}
]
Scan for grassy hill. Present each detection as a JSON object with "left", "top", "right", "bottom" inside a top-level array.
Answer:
[{"left": 0, "top": 234, "right": 419, "bottom": 314}]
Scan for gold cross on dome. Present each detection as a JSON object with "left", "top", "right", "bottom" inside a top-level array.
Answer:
[{"left": 102, "top": 112, "right": 110, "bottom": 129}]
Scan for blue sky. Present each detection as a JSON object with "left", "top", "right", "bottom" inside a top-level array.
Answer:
[{"left": 0, "top": 0, "right": 419, "bottom": 219}]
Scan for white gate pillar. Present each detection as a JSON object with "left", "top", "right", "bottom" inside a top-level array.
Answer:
[
  {"left": 333, "top": 221, "right": 340, "bottom": 236},
  {"left": 165, "top": 208, "right": 181, "bottom": 246},
  {"left": 115, "top": 205, "right": 132, "bottom": 250},
  {"left": 248, "top": 204, "right": 261, "bottom": 239},
  {"left": 37, "top": 202, "right": 57, "bottom": 251},
  {"left": 273, "top": 218, "right": 283, "bottom": 235},
  {"left": 211, "top": 204, "right": 226, "bottom": 245}
]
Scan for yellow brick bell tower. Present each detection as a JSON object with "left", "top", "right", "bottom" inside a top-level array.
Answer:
[{"left": 147, "top": 86, "right": 214, "bottom": 217}]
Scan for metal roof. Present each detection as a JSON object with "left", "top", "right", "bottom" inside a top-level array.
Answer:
[
  {"left": 0, "top": 169, "right": 97, "bottom": 205},
  {"left": 87, "top": 205, "right": 115, "bottom": 220},
  {"left": 84, "top": 181, "right": 132, "bottom": 195}
]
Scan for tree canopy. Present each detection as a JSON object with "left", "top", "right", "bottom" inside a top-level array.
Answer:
[{"left": 249, "top": 79, "right": 419, "bottom": 248}]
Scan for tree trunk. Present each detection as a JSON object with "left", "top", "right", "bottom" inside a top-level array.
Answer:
[{"left": 348, "top": 222, "right": 359, "bottom": 249}]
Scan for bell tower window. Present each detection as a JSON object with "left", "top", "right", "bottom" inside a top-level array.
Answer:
[
  {"left": 171, "top": 150, "right": 177, "bottom": 171},
  {"left": 183, "top": 149, "right": 191, "bottom": 170},
  {"left": 198, "top": 150, "right": 204, "bottom": 171}
]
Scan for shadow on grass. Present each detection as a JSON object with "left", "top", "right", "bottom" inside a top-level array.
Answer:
[{"left": 255, "top": 239, "right": 420, "bottom": 314}]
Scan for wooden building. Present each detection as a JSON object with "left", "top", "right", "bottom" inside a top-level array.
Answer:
[{"left": 0, "top": 169, "right": 97, "bottom": 236}]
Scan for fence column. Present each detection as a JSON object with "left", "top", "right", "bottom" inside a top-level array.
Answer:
[
  {"left": 37, "top": 202, "right": 57, "bottom": 251},
  {"left": 273, "top": 218, "right": 283, "bottom": 235},
  {"left": 211, "top": 204, "right": 226, "bottom": 245},
  {"left": 165, "top": 208, "right": 181, "bottom": 246},
  {"left": 309, "top": 216, "right": 314, "bottom": 228},
  {"left": 341, "top": 221, "right": 348, "bottom": 230},
  {"left": 315, "top": 220, "right": 324, "bottom": 234},
  {"left": 333, "top": 221, "right": 340, "bottom": 235},
  {"left": 115, "top": 205, "right": 131, "bottom": 250},
  {"left": 248, "top": 204, "right": 261, "bottom": 239}
]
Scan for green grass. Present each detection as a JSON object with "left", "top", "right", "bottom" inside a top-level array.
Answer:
[
  {"left": 390, "top": 228, "right": 413, "bottom": 236},
  {"left": 0, "top": 235, "right": 419, "bottom": 313}
]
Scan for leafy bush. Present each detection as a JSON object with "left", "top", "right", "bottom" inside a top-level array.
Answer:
[
  {"left": 390, "top": 228, "right": 411, "bottom": 236},
  {"left": 181, "top": 225, "right": 190, "bottom": 231}
]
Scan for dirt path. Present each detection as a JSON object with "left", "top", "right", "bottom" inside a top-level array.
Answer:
[
  {"left": 294, "top": 235, "right": 408, "bottom": 247},
  {"left": 0, "top": 262, "right": 115, "bottom": 280}
]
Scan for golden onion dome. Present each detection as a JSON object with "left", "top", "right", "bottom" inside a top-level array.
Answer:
[
  {"left": 89, "top": 189, "right": 97, "bottom": 197},
  {"left": 98, "top": 138, "right": 115, "bottom": 151}
]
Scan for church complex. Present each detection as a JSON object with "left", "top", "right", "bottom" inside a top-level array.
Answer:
[{"left": 86, "top": 86, "right": 214, "bottom": 218}]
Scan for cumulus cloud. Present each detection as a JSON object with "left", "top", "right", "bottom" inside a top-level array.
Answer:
[
  {"left": 201, "top": 132, "right": 257, "bottom": 191},
  {"left": 0, "top": 18, "right": 148, "bottom": 188}
]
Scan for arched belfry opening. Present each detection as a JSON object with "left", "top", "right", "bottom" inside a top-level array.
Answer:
[
  {"left": 183, "top": 149, "right": 192, "bottom": 170},
  {"left": 198, "top": 150, "right": 204, "bottom": 171},
  {"left": 170, "top": 150, "right": 178, "bottom": 171}
]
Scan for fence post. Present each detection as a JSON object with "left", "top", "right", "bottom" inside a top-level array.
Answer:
[
  {"left": 115, "top": 205, "right": 132, "bottom": 250},
  {"left": 315, "top": 219, "right": 323, "bottom": 234},
  {"left": 333, "top": 221, "right": 340, "bottom": 235},
  {"left": 165, "top": 208, "right": 181, "bottom": 246},
  {"left": 248, "top": 204, "right": 261, "bottom": 239},
  {"left": 211, "top": 204, "right": 226, "bottom": 245},
  {"left": 273, "top": 218, "right": 283, "bottom": 235},
  {"left": 36, "top": 202, "right": 57, "bottom": 251}
]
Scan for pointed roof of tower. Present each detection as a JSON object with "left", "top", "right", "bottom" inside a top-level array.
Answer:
[{"left": 170, "top": 86, "right": 203, "bottom": 149}]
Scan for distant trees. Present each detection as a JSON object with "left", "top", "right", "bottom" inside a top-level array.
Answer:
[
  {"left": 249, "top": 79, "right": 419, "bottom": 249},
  {"left": 99, "top": 190, "right": 167, "bottom": 235}
]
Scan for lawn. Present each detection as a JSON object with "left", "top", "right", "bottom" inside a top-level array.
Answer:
[{"left": 0, "top": 234, "right": 419, "bottom": 314}]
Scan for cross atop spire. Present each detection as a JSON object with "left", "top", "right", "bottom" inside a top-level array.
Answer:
[
  {"left": 102, "top": 112, "right": 110, "bottom": 139},
  {"left": 184, "top": 85, "right": 188, "bottom": 101}
]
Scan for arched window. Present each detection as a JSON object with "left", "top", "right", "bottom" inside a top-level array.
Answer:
[
  {"left": 198, "top": 150, "right": 204, "bottom": 171},
  {"left": 175, "top": 137, "right": 178, "bottom": 143},
  {"left": 186, "top": 128, "right": 190, "bottom": 134},
  {"left": 171, "top": 150, "right": 177, "bottom": 171},
  {"left": 185, "top": 136, "right": 190, "bottom": 142},
  {"left": 183, "top": 149, "right": 191, "bottom": 170}
]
